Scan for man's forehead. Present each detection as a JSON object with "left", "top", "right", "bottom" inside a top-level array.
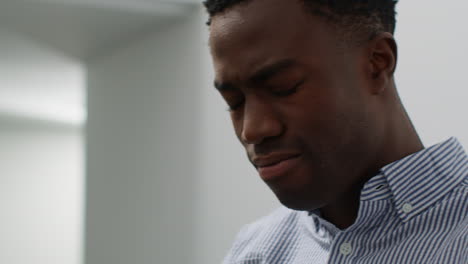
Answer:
[
  {"left": 208, "top": 0, "right": 341, "bottom": 86},
  {"left": 208, "top": 0, "right": 314, "bottom": 60}
]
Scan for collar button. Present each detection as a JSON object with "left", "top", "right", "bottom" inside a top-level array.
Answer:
[{"left": 402, "top": 203, "right": 413, "bottom": 213}]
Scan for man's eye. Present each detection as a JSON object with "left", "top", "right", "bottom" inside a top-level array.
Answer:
[{"left": 272, "top": 81, "right": 304, "bottom": 97}]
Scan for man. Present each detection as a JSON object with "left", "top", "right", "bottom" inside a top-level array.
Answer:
[{"left": 204, "top": 0, "right": 467, "bottom": 263}]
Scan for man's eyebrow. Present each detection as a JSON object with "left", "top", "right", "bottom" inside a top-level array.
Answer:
[
  {"left": 250, "top": 59, "right": 297, "bottom": 83},
  {"left": 213, "top": 59, "right": 297, "bottom": 91}
]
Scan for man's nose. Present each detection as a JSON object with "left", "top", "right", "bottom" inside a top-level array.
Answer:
[{"left": 240, "top": 99, "right": 283, "bottom": 145}]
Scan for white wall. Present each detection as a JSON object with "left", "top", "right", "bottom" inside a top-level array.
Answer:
[
  {"left": 0, "top": 28, "right": 84, "bottom": 264},
  {"left": 396, "top": 1, "right": 468, "bottom": 147},
  {"left": 85, "top": 10, "right": 202, "bottom": 264},
  {"left": 0, "top": 117, "right": 83, "bottom": 264}
]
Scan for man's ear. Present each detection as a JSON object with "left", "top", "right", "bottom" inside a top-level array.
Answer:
[{"left": 367, "top": 32, "right": 398, "bottom": 94}]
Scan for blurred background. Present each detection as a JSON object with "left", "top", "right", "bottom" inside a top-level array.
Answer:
[{"left": 0, "top": 0, "right": 466, "bottom": 263}]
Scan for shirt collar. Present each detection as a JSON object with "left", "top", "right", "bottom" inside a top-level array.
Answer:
[
  {"left": 305, "top": 137, "right": 467, "bottom": 233},
  {"left": 380, "top": 137, "right": 467, "bottom": 222},
  {"left": 360, "top": 172, "right": 392, "bottom": 201}
]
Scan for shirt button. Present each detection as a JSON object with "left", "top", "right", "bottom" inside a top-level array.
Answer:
[
  {"left": 402, "top": 203, "right": 413, "bottom": 213},
  {"left": 340, "top": 242, "right": 353, "bottom": 256}
]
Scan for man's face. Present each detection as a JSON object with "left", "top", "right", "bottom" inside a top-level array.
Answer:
[{"left": 209, "top": 0, "right": 380, "bottom": 210}]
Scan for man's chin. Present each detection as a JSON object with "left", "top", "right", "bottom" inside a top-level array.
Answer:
[{"left": 274, "top": 192, "right": 324, "bottom": 212}]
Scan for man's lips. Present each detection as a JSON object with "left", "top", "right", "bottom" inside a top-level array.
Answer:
[
  {"left": 252, "top": 153, "right": 302, "bottom": 181},
  {"left": 252, "top": 153, "right": 302, "bottom": 168}
]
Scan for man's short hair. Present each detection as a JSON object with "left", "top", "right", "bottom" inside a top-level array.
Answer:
[{"left": 204, "top": 0, "right": 399, "bottom": 45}]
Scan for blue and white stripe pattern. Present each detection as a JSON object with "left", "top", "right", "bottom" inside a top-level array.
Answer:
[{"left": 223, "top": 137, "right": 467, "bottom": 263}]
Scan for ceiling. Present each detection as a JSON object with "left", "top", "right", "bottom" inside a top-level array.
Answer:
[{"left": 0, "top": 0, "right": 199, "bottom": 61}]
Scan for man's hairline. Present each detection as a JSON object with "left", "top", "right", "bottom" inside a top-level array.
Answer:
[{"left": 207, "top": 1, "right": 386, "bottom": 51}]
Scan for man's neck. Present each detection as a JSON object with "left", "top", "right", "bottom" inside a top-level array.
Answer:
[
  {"left": 319, "top": 114, "right": 424, "bottom": 230},
  {"left": 319, "top": 188, "right": 362, "bottom": 230}
]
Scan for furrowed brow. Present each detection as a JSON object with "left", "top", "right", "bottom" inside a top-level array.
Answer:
[
  {"left": 250, "top": 59, "right": 297, "bottom": 83},
  {"left": 213, "top": 59, "right": 297, "bottom": 91}
]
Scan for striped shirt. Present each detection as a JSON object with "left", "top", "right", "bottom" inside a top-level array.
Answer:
[{"left": 223, "top": 137, "right": 468, "bottom": 264}]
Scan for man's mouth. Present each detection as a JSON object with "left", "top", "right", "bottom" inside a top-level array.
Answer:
[{"left": 253, "top": 153, "right": 302, "bottom": 181}]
